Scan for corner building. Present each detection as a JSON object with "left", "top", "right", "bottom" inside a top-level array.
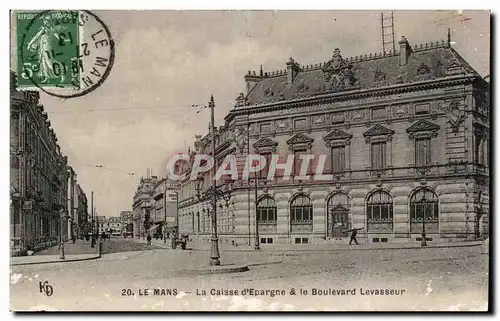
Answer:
[{"left": 178, "top": 35, "right": 490, "bottom": 246}]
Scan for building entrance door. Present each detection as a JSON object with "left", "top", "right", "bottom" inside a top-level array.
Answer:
[{"left": 330, "top": 204, "right": 349, "bottom": 238}]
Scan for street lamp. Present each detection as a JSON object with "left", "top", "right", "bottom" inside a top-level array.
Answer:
[
  {"left": 91, "top": 191, "right": 95, "bottom": 248},
  {"left": 254, "top": 175, "right": 266, "bottom": 251},
  {"left": 421, "top": 195, "right": 427, "bottom": 247},
  {"left": 195, "top": 176, "right": 234, "bottom": 266},
  {"left": 164, "top": 183, "right": 168, "bottom": 243},
  {"left": 59, "top": 208, "right": 68, "bottom": 260}
]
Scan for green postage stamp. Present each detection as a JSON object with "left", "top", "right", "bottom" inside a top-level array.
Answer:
[{"left": 15, "top": 10, "right": 114, "bottom": 98}]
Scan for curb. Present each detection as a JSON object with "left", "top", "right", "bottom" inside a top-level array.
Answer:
[
  {"left": 10, "top": 255, "right": 100, "bottom": 266},
  {"left": 179, "top": 265, "right": 249, "bottom": 276},
  {"left": 133, "top": 240, "right": 483, "bottom": 253},
  {"left": 186, "top": 242, "right": 483, "bottom": 253}
]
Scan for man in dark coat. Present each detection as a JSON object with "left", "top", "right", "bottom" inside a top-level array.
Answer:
[
  {"left": 343, "top": 227, "right": 363, "bottom": 245},
  {"left": 349, "top": 228, "right": 359, "bottom": 245}
]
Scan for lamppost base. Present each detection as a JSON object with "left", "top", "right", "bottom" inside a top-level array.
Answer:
[
  {"left": 210, "top": 237, "right": 220, "bottom": 266},
  {"left": 59, "top": 243, "right": 65, "bottom": 260}
]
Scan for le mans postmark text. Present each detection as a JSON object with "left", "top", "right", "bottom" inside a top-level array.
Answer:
[{"left": 16, "top": 10, "right": 114, "bottom": 98}]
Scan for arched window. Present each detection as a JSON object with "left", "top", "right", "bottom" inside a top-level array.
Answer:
[
  {"left": 257, "top": 196, "right": 277, "bottom": 224},
  {"left": 290, "top": 194, "right": 313, "bottom": 233},
  {"left": 327, "top": 192, "right": 350, "bottom": 238},
  {"left": 366, "top": 190, "right": 393, "bottom": 232},
  {"left": 410, "top": 188, "right": 439, "bottom": 233}
]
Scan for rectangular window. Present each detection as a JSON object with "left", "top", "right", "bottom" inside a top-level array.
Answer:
[
  {"left": 475, "top": 135, "right": 485, "bottom": 165},
  {"left": 371, "top": 142, "right": 386, "bottom": 169},
  {"left": 415, "top": 138, "right": 431, "bottom": 166},
  {"left": 294, "top": 118, "right": 307, "bottom": 130},
  {"left": 295, "top": 238, "right": 301, "bottom": 244},
  {"left": 260, "top": 123, "right": 272, "bottom": 133},
  {"left": 260, "top": 238, "right": 267, "bottom": 244},
  {"left": 331, "top": 146, "right": 345, "bottom": 173},
  {"left": 267, "top": 238, "right": 273, "bottom": 244},
  {"left": 258, "top": 208, "right": 276, "bottom": 223},
  {"left": 415, "top": 103, "right": 430, "bottom": 115},
  {"left": 372, "top": 107, "right": 387, "bottom": 120},
  {"left": 301, "top": 238, "right": 309, "bottom": 244},
  {"left": 293, "top": 149, "right": 308, "bottom": 176},
  {"left": 260, "top": 153, "right": 272, "bottom": 178}
]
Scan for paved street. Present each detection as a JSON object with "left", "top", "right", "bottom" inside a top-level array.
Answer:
[
  {"left": 10, "top": 239, "right": 488, "bottom": 311},
  {"left": 34, "top": 238, "right": 164, "bottom": 256}
]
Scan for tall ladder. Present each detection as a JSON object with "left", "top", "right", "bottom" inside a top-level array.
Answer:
[{"left": 381, "top": 11, "right": 396, "bottom": 54}]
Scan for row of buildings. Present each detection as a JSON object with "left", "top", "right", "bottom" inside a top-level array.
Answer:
[
  {"left": 10, "top": 72, "right": 90, "bottom": 256},
  {"left": 95, "top": 215, "right": 122, "bottom": 235},
  {"left": 174, "top": 34, "right": 490, "bottom": 247},
  {"left": 130, "top": 176, "right": 180, "bottom": 239}
]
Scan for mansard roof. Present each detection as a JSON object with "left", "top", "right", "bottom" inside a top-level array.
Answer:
[{"left": 245, "top": 40, "right": 480, "bottom": 106}]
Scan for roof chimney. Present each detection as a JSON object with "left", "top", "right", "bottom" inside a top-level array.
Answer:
[
  {"left": 399, "top": 36, "right": 412, "bottom": 66},
  {"left": 244, "top": 70, "right": 261, "bottom": 95},
  {"left": 286, "top": 57, "right": 300, "bottom": 85}
]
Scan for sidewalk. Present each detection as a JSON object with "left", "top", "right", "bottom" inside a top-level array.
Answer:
[
  {"left": 133, "top": 237, "right": 484, "bottom": 253},
  {"left": 11, "top": 253, "right": 99, "bottom": 266}
]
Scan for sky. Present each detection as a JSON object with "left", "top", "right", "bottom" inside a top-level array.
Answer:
[{"left": 10, "top": 10, "right": 490, "bottom": 218}]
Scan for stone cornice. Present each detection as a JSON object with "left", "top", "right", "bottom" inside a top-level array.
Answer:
[{"left": 225, "top": 74, "right": 477, "bottom": 120}]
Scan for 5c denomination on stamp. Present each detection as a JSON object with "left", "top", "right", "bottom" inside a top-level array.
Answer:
[{"left": 16, "top": 10, "right": 115, "bottom": 98}]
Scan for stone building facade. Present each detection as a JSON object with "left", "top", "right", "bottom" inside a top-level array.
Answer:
[
  {"left": 120, "top": 210, "right": 134, "bottom": 236},
  {"left": 151, "top": 178, "right": 180, "bottom": 237},
  {"left": 10, "top": 72, "right": 88, "bottom": 255},
  {"left": 177, "top": 35, "right": 489, "bottom": 246},
  {"left": 132, "top": 176, "right": 157, "bottom": 238},
  {"left": 131, "top": 176, "right": 180, "bottom": 238},
  {"left": 74, "top": 183, "right": 89, "bottom": 239}
]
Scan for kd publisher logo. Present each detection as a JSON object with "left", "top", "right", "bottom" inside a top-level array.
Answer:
[{"left": 39, "top": 281, "right": 53, "bottom": 296}]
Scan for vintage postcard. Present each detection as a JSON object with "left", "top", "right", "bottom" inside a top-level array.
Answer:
[{"left": 9, "top": 9, "right": 490, "bottom": 311}]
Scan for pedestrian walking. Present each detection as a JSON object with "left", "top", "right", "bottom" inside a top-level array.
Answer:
[
  {"left": 146, "top": 234, "right": 152, "bottom": 246},
  {"left": 349, "top": 229, "right": 358, "bottom": 245},
  {"left": 343, "top": 227, "right": 363, "bottom": 245}
]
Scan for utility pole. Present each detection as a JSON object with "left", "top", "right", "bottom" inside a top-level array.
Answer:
[
  {"left": 209, "top": 94, "right": 220, "bottom": 266},
  {"left": 175, "top": 191, "right": 179, "bottom": 234},
  {"left": 91, "top": 191, "right": 95, "bottom": 248},
  {"left": 381, "top": 11, "right": 396, "bottom": 54},
  {"left": 421, "top": 195, "right": 427, "bottom": 247},
  {"left": 59, "top": 209, "right": 65, "bottom": 259},
  {"left": 254, "top": 174, "right": 260, "bottom": 250},
  {"left": 164, "top": 183, "right": 167, "bottom": 243}
]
